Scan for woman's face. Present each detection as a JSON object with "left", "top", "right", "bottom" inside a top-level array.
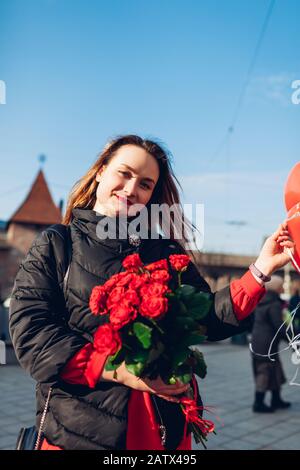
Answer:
[{"left": 93, "top": 144, "right": 160, "bottom": 217}]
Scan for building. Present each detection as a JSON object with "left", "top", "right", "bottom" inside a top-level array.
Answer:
[{"left": 0, "top": 170, "right": 62, "bottom": 301}]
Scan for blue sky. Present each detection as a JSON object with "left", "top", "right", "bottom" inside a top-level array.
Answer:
[{"left": 0, "top": 0, "right": 299, "bottom": 254}]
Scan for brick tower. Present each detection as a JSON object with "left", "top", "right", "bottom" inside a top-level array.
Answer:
[{"left": 6, "top": 170, "right": 62, "bottom": 255}]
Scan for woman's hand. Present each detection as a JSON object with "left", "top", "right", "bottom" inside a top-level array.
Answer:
[
  {"left": 254, "top": 221, "right": 295, "bottom": 278},
  {"left": 101, "top": 361, "right": 189, "bottom": 403}
]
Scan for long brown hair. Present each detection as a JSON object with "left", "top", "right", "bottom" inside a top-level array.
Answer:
[{"left": 63, "top": 134, "right": 201, "bottom": 263}]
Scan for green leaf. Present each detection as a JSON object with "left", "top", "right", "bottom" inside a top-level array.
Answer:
[
  {"left": 188, "top": 295, "right": 212, "bottom": 320},
  {"left": 175, "top": 284, "right": 196, "bottom": 298},
  {"left": 187, "top": 292, "right": 211, "bottom": 308},
  {"left": 175, "top": 316, "right": 198, "bottom": 330},
  {"left": 133, "top": 322, "right": 152, "bottom": 349},
  {"left": 172, "top": 363, "right": 193, "bottom": 384},
  {"left": 175, "top": 290, "right": 212, "bottom": 320},
  {"left": 189, "top": 307, "right": 211, "bottom": 320},
  {"left": 146, "top": 342, "right": 165, "bottom": 363},
  {"left": 110, "top": 348, "right": 126, "bottom": 365},
  {"left": 171, "top": 347, "right": 190, "bottom": 368},
  {"left": 191, "top": 349, "right": 207, "bottom": 379},
  {"left": 168, "top": 376, "right": 177, "bottom": 385},
  {"left": 182, "top": 333, "right": 207, "bottom": 347},
  {"left": 104, "top": 355, "right": 120, "bottom": 371},
  {"left": 131, "top": 348, "right": 149, "bottom": 364},
  {"left": 125, "top": 361, "right": 145, "bottom": 377},
  {"left": 104, "top": 347, "right": 125, "bottom": 370},
  {"left": 177, "top": 300, "right": 188, "bottom": 315},
  {"left": 165, "top": 292, "right": 175, "bottom": 298},
  {"left": 177, "top": 372, "right": 193, "bottom": 384}
]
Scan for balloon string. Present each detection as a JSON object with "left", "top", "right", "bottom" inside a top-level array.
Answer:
[{"left": 287, "top": 247, "right": 300, "bottom": 274}]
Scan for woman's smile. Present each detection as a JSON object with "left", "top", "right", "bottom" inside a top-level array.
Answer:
[{"left": 114, "top": 194, "right": 133, "bottom": 206}]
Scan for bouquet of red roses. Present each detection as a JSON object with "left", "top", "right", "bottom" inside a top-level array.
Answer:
[{"left": 89, "top": 252, "right": 215, "bottom": 447}]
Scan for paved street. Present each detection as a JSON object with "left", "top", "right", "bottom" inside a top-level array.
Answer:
[{"left": 0, "top": 340, "right": 299, "bottom": 450}]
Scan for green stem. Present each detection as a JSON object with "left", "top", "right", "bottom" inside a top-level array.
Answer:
[
  {"left": 178, "top": 271, "right": 182, "bottom": 287},
  {"left": 149, "top": 318, "right": 164, "bottom": 335}
]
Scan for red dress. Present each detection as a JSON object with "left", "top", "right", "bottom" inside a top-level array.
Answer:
[{"left": 40, "top": 270, "right": 264, "bottom": 450}]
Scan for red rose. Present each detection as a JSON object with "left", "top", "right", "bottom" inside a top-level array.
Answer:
[
  {"left": 117, "top": 272, "right": 134, "bottom": 287},
  {"left": 169, "top": 254, "right": 190, "bottom": 272},
  {"left": 150, "top": 269, "right": 171, "bottom": 283},
  {"left": 110, "top": 300, "right": 138, "bottom": 329},
  {"left": 124, "top": 289, "right": 140, "bottom": 306},
  {"left": 122, "top": 253, "right": 144, "bottom": 272},
  {"left": 129, "top": 273, "right": 149, "bottom": 289},
  {"left": 93, "top": 323, "right": 121, "bottom": 354},
  {"left": 89, "top": 285, "right": 108, "bottom": 315},
  {"left": 103, "top": 273, "right": 121, "bottom": 292},
  {"left": 145, "top": 259, "right": 168, "bottom": 272},
  {"left": 107, "top": 286, "right": 126, "bottom": 309},
  {"left": 140, "top": 282, "right": 169, "bottom": 297},
  {"left": 140, "top": 296, "right": 168, "bottom": 319}
]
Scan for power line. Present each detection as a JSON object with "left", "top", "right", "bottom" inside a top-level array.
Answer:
[
  {"left": 230, "top": 0, "right": 276, "bottom": 130},
  {"left": 0, "top": 180, "right": 72, "bottom": 202},
  {"left": 50, "top": 182, "right": 72, "bottom": 190},
  {"left": 0, "top": 185, "right": 29, "bottom": 199},
  {"left": 205, "top": 0, "right": 276, "bottom": 172}
]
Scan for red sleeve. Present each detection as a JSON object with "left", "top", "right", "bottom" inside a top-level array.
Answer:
[
  {"left": 60, "top": 342, "right": 109, "bottom": 388},
  {"left": 230, "top": 270, "right": 266, "bottom": 321}
]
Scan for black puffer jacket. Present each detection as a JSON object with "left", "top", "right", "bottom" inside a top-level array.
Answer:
[{"left": 9, "top": 208, "right": 249, "bottom": 450}]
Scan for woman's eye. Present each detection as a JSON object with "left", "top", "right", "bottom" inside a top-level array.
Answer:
[{"left": 119, "top": 171, "right": 150, "bottom": 189}]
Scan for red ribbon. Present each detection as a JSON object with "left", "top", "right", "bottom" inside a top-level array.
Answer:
[
  {"left": 178, "top": 375, "right": 215, "bottom": 437},
  {"left": 179, "top": 397, "right": 215, "bottom": 436}
]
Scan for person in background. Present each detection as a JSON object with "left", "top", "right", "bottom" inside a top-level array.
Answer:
[
  {"left": 289, "top": 288, "right": 300, "bottom": 334},
  {"left": 289, "top": 289, "right": 300, "bottom": 313},
  {"left": 251, "top": 275, "right": 291, "bottom": 413}
]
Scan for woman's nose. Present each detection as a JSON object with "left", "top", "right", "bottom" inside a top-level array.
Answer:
[{"left": 124, "top": 179, "right": 138, "bottom": 196}]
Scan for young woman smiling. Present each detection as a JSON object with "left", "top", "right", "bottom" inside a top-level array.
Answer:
[{"left": 10, "top": 134, "right": 294, "bottom": 450}]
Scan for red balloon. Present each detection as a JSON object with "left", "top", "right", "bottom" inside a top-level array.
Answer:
[
  {"left": 286, "top": 203, "right": 300, "bottom": 273},
  {"left": 284, "top": 162, "right": 300, "bottom": 212}
]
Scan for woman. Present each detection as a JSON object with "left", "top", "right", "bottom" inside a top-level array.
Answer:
[
  {"left": 9, "top": 134, "right": 294, "bottom": 450},
  {"left": 251, "top": 275, "right": 291, "bottom": 413}
]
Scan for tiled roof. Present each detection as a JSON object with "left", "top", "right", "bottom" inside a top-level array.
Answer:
[{"left": 8, "top": 170, "right": 62, "bottom": 225}]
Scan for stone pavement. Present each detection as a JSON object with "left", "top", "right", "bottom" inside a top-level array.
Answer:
[
  {"left": 193, "top": 340, "right": 300, "bottom": 450},
  {"left": 0, "top": 340, "right": 299, "bottom": 450}
]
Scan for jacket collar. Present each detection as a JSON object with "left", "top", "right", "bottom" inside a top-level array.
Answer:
[{"left": 71, "top": 208, "right": 147, "bottom": 254}]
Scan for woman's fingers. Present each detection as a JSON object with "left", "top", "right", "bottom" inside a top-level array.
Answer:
[
  {"left": 277, "top": 236, "right": 293, "bottom": 243},
  {"left": 154, "top": 384, "right": 189, "bottom": 395},
  {"left": 274, "top": 222, "right": 295, "bottom": 248},
  {"left": 276, "top": 231, "right": 295, "bottom": 247},
  {"left": 164, "top": 385, "right": 190, "bottom": 395},
  {"left": 272, "top": 223, "right": 289, "bottom": 240},
  {"left": 141, "top": 374, "right": 191, "bottom": 396},
  {"left": 282, "top": 240, "right": 295, "bottom": 250},
  {"left": 148, "top": 383, "right": 190, "bottom": 396},
  {"left": 156, "top": 394, "right": 181, "bottom": 403}
]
